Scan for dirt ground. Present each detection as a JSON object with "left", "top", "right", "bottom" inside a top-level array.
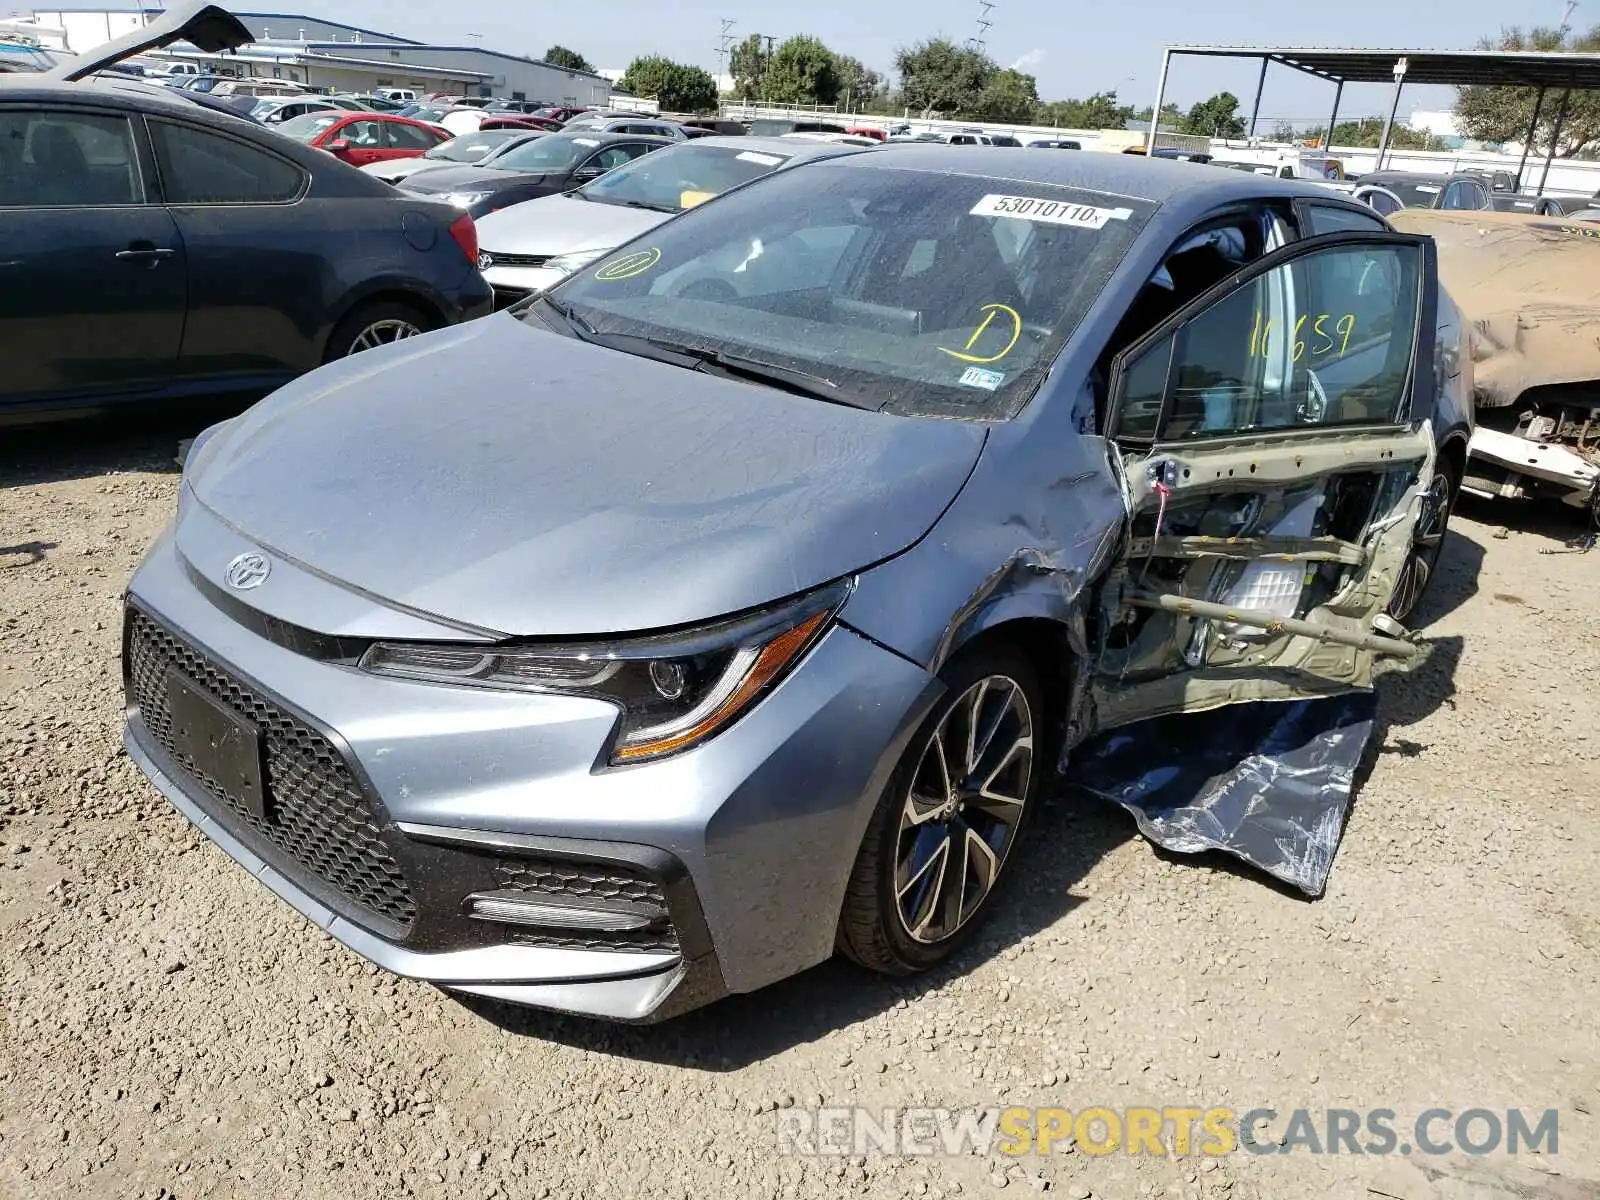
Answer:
[{"left": 2, "top": 412, "right": 1598, "bottom": 1200}]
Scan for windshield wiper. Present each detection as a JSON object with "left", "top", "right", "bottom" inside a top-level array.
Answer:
[
  {"left": 530, "top": 301, "right": 869, "bottom": 408},
  {"left": 531, "top": 293, "right": 600, "bottom": 338},
  {"left": 612, "top": 198, "right": 678, "bottom": 212},
  {"left": 686, "top": 348, "right": 871, "bottom": 409}
]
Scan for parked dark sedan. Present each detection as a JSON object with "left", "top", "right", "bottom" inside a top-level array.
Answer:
[
  {"left": 0, "top": 2, "right": 492, "bottom": 426},
  {"left": 1354, "top": 171, "right": 1493, "bottom": 211},
  {"left": 396, "top": 131, "right": 672, "bottom": 218}
]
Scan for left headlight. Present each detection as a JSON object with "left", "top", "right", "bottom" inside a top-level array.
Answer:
[
  {"left": 440, "top": 190, "right": 492, "bottom": 208},
  {"left": 544, "top": 247, "right": 609, "bottom": 278},
  {"left": 358, "top": 579, "right": 853, "bottom": 764}
]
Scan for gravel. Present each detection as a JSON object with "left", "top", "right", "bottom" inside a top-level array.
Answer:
[{"left": 3, "top": 418, "right": 1598, "bottom": 1199}]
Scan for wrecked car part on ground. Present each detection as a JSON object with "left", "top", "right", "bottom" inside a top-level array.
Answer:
[
  {"left": 1390, "top": 209, "right": 1600, "bottom": 517},
  {"left": 1071, "top": 691, "right": 1379, "bottom": 896},
  {"left": 124, "top": 149, "right": 1470, "bottom": 1020}
]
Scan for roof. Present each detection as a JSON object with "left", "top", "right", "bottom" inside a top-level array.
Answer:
[
  {"left": 1357, "top": 169, "right": 1471, "bottom": 182},
  {"left": 298, "top": 40, "right": 612, "bottom": 83},
  {"left": 239, "top": 46, "right": 491, "bottom": 80},
  {"left": 693, "top": 134, "right": 865, "bottom": 161},
  {"left": 855, "top": 143, "right": 1336, "bottom": 206},
  {"left": 1166, "top": 45, "right": 1600, "bottom": 90},
  {"left": 237, "top": 12, "right": 421, "bottom": 44}
]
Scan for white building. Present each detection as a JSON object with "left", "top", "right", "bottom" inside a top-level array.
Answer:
[
  {"left": 30, "top": 5, "right": 613, "bottom": 103},
  {"left": 1408, "top": 109, "right": 1463, "bottom": 139}
]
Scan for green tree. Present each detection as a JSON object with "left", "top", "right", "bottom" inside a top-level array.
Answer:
[
  {"left": 1329, "top": 118, "right": 1449, "bottom": 151},
  {"left": 1271, "top": 119, "right": 1300, "bottom": 142},
  {"left": 764, "top": 34, "right": 840, "bottom": 105},
  {"left": 728, "top": 33, "right": 765, "bottom": 100},
  {"left": 618, "top": 56, "right": 719, "bottom": 113},
  {"left": 972, "top": 68, "right": 1038, "bottom": 123},
  {"left": 1131, "top": 101, "right": 1184, "bottom": 126},
  {"left": 1455, "top": 25, "right": 1600, "bottom": 157},
  {"left": 1036, "top": 90, "right": 1134, "bottom": 129},
  {"left": 1180, "top": 91, "right": 1246, "bottom": 137},
  {"left": 542, "top": 45, "right": 593, "bottom": 73},
  {"left": 894, "top": 37, "right": 994, "bottom": 117},
  {"left": 834, "top": 54, "right": 883, "bottom": 111}
]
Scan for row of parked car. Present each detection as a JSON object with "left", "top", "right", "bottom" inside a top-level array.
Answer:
[{"left": 0, "top": 7, "right": 900, "bottom": 425}]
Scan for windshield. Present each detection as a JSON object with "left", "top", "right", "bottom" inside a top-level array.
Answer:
[
  {"left": 1388, "top": 180, "right": 1445, "bottom": 208},
  {"left": 277, "top": 113, "right": 343, "bottom": 142},
  {"left": 491, "top": 134, "right": 592, "bottom": 173},
  {"left": 579, "top": 143, "right": 794, "bottom": 212},
  {"left": 544, "top": 164, "right": 1156, "bottom": 419},
  {"left": 429, "top": 130, "right": 522, "bottom": 161}
]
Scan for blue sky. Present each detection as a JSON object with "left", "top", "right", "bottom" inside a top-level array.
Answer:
[{"left": 300, "top": 0, "right": 1564, "bottom": 117}]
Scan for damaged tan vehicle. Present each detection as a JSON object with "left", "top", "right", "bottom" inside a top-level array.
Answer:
[{"left": 1390, "top": 209, "right": 1600, "bottom": 516}]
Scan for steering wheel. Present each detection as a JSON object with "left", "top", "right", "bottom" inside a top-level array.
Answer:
[
  {"left": 676, "top": 278, "right": 738, "bottom": 302},
  {"left": 1297, "top": 369, "right": 1330, "bottom": 424}
]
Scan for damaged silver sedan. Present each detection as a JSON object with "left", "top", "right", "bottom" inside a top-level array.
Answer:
[{"left": 125, "top": 149, "right": 1471, "bottom": 1020}]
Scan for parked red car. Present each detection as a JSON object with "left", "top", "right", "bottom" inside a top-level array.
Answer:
[
  {"left": 479, "top": 115, "right": 564, "bottom": 133},
  {"left": 276, "top": 111, "right": 450, "bottom": 166},
  {"left": 846, "top": 125, "right": 887, "bottom": 141}
]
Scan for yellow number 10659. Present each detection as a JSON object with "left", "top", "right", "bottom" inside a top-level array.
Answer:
[{"left": 1248, "top": 311, "right": 1355, "bottom": 361}]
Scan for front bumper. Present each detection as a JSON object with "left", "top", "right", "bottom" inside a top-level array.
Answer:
[{"left": 122, "top": 523, "right": 935, "bottom": 1020}]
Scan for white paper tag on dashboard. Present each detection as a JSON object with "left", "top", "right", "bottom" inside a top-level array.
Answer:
[{"left": 969, "top": 194, "right": 1133, "bottom": 228}]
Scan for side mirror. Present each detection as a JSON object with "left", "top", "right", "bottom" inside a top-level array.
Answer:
[
  {"left": 327, "top": 138, "right": 351, "bottom": 151},
  {"left": 573, "top": 165, "right": 604, "bottom": 181}
]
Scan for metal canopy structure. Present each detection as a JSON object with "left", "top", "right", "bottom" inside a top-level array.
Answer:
[{"left": 1148, "top": 44, "right": 1600, "bottom": 194}]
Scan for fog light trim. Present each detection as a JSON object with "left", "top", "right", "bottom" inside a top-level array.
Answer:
[{"left": 465, "top": 891, "right": 663, "bottom": 933}]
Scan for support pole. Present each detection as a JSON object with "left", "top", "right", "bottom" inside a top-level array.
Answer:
[
  {"left": 1538, "top": 88, "right": 1571, "bottom": 196},
  {"left": 1514, "top": 86, "right": 1546, "bottom": 192},
  {"left": 1322, "top": 79, "right": 1344, "bottom": 153},
  {"left": 1248, "top": 56, "right": 1269, "bottom": 137},
  {"left": 1147, "top": 49, "right": 1171, "bottom": 153},
  {"left": 1375, "top": 56, "right": 1408, "bottom": 171}
]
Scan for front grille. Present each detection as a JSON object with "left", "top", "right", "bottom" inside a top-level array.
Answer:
[
  {"left": 125, "top": 608, "right": 418, "bottom": 930},
  {"left": 492, "top": 285, "right": 531, "bottom": 311},
  {"left": 495, "top": 858, "right": 679, "bottom": 954},
  {"left": 484, "top": 250, "right": 551, "bottom": 268}
]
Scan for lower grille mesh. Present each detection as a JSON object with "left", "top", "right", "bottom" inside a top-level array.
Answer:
[
  {"left": 495, "top": 859, "right": 679, "bottom": 954},
  {"left": 125, "top": 608, "right": 418, "bottom": 930}
]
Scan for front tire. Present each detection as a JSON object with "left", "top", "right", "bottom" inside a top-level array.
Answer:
[{"left": 837, "top": 644, "right": 1045, "bottom": 975}]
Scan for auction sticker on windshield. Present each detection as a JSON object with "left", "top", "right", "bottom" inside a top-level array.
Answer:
[
  {"left": 738, "top": 151, "right": 784, "bottom": 166},
  {"left": 970, "top": 194, "right": 1133, "bottom": 229}
]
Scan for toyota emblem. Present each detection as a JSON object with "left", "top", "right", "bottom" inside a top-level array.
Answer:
[
  {"left": 225, "top": 552, "right": 271, "bottom": 591},
  {"left": 477, "top": 251, "right": 494, "bottom": 271}
]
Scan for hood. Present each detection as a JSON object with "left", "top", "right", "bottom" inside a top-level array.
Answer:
[
  {"left": 1390, "top": 208, "right": 1600, "bottom": 408},
  {"left": 360, "top": 157, "right": 453, "bottom": 182},
  {"left": 189, "top": 316, "right": 987, "bottom": 637},
  {"left": 475, "top": 191, "right": 669, "bottom": 256},
  {"left": 400, "top": 165, "right": 547, "bottom": 194}
]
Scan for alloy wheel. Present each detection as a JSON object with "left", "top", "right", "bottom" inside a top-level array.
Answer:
[
  {"left": 894, "top": 676, "right": 1034, "bottom": 945},
  {"left": 1388, "top": 469, "right": 1453, "bottom": 623},
  {"left": 348, "top": 318, "right": 423, "bottom": 355}
]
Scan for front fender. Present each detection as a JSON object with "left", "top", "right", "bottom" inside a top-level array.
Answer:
[{"left": 841, "top": 421, "right": 1126, "bottom": 672}]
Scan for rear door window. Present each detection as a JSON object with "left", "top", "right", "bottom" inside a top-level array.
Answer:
[
  {"left": 385, "top": 121, "right": 440, "bottom": 150},
  {"left": 149, "top": 120, "right": 305, "bottom": 204}
]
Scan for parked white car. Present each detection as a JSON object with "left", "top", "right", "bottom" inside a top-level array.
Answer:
[{"left": 474, "top": 135, "right": 867, "bottom": 307}]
